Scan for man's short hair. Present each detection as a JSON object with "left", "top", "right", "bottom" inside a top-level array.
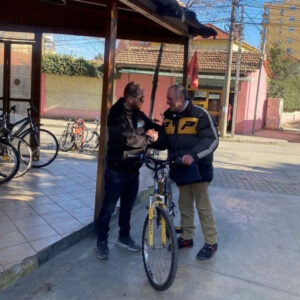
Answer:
[
  {"left": 124, "top": 81, "right": 141, "bottom": 98},
  {"left": 168, "top": 84, "right": 187, "bottom": 99}
]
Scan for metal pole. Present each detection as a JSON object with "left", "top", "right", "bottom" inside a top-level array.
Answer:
[
  {"left": 220, "top": 0, "right": 238, "bottom": 138},
  {"left": 231, "top": 5, "right": 244, "bottom": 137},
  {"left": 252, "top": 27, "right": 267, "bottom": 135}
]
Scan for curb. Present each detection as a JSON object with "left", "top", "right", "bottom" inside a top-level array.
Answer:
[
  {"left": 219, "top": 137, "right": 288, "bottom": 145},
  {"left": 0, "top": 187, "right": 153, "bottom": 291}
]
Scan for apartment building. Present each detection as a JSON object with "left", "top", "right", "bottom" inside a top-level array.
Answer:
[{"left": 263, "top": 0, "right": 300, "bottom": 59}]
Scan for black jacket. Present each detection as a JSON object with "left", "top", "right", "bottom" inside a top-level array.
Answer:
[
  {"left": 163, "top": 101, "right": 219, "bottom": 183},
  {"left": 106, "top": 97, "right": 161, "bottom": 172}
]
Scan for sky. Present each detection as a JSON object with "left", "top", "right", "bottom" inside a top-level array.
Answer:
[{"left": 51, "top": 0, "right": 280, "bottom": 60}]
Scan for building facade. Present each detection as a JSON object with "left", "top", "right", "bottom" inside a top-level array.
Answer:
[{"left": 263, "top": 0, "right": 300, "bottom": 59}]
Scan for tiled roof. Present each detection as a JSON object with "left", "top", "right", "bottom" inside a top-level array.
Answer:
[{"left": 116, "top": 47, "right": 261, "bottom": 73}]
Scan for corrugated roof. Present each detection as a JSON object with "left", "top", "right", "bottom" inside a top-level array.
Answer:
[{"left": 116, "top": 47, "right": 261, "bottom": 73}]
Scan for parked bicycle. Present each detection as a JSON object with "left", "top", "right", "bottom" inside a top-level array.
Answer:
[
  {"left": 129, "top": 152, "right": 178, "bottom": 291},
  {"left": 75, "top": 119, "right": 100, "bottom": 152},
  {"left": 0, "top": 107, "right": 32, "bottom": 178},
  {"left": 9, "top": 103, "right": 59, "bottom": 168},
  {"left": 59, "top": 118, "right": 77, "bottom": 152}
]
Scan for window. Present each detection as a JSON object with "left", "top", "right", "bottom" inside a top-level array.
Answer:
[
  {"left": 280, "top": 8, "right": 284, "bottom": 15},
  {"left": 279, "top": 29, "right": 282, "bottom": 34},
  {"left": 287, "top": 38, "right": 293, "bottom": 43},
  {"left": 288, "top": 27, "right": 294, "bottom": 32},
  {"left": 286, "top": 48, "right": 293, "bottom": 55},
  {"left": 290, "top": 17, "right": 295, "bottom": 21},
  {"left": 279, "top": 19, "right": 283, "bottom": 25},
  {"left": 290, "top": 6, "right": 296, "bottom": 11}
]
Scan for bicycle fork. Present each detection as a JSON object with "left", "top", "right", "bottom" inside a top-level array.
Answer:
[{"left": 148, "top": 196, "right": 167, "bottom": 247}]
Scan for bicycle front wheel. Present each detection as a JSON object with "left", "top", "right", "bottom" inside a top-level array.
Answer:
[
  {"left": 22, "top": 129, "right": 59, "bottom": 168},
  {"left": 59, "top": 131, "right": 75, "bottom": 152},
  {"left": 0, "top": 140, "right": 20, "bottom": 184},
  {"left": 142, "top": 205, "right": 178, "bottom": 291},
  {"left": 11, "top": 136, "right": 32, "bottom": 177}
]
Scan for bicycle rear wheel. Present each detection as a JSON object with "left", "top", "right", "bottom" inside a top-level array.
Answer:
[
  {"left": 11, "top": 136, "right": 32, "bottom": 177},
  {"left": 59, "top": 131, "right": 75, "bottom": 152},
  {"left": 75, "top": 129, "right": 99, "bottom": 151},
  {"left": 142, "top": 205, "right": 178, "bottom": 291},
  {"left": 0, "top": 140, "right": 20, "bottom": 184},
  {"left": 22, "top": 128, "right": 59, "bottom": 168}
]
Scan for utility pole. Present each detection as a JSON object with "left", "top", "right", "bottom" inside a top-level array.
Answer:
[
  {"left": 252, "top": 27, "right": 267, "bottom": 135},
  {"left": 220, "top": 0, "right": 238, "bottom": 138},
  {"left": 231, "top": 4, "right": 244, "bottom": 137}
]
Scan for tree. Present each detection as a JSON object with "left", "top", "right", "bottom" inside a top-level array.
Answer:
[
  {"left": 268, "top": 45, "right": 300, "bottom": 112},
  {"left": 94, "top": 53, "right": 104, "bottom": 61}
]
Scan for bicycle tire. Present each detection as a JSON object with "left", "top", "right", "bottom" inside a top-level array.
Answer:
[
  {"left": 75, "top": 129, "right": 99, "bottom": 151},
  {"left": 21, "top": 128, "right": 59, "bottom": 168},
  {"left": 59, "top": 131, "right": 75, "bottom": 152},
  {"left": 142, "top": 205, "right": 178, "bottom": 291},
  {"left": 0, "top": 140, "right": 20, "bottom": 184},
  {"left": 11, "top": 136, "right": 32, "bottom": 177}
]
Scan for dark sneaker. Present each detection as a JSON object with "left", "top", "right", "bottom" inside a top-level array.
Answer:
[
  {"left": 116, "top": 236, "right": 141, "bottom": 252},
  {"left": 196, "top": 243, "right": 218, "bottom": 260},
  {"left": 95, "top": 240, "right": 109, "bottom": 260},
  {"left": 177, "top": 237, "right": 193, "bottom": 249}
]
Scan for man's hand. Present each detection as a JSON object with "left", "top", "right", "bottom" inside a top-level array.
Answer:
[
  {"left": 181, "top": 154, "right": 194, "bottom": 166},
  {"left": 146, "top": 129, "right": 158, "bottom": 142}
]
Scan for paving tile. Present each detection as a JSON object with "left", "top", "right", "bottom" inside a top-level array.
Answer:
[
  {"left": 50, "top": 219, "right": 83, "bottom": 236},
  {"left": 4, "top": 207, "right": 37, "bottom": 220},
  {"left": 78, "top": 215, "right": 94, "bottom": 225},
  {"left": 18, "top": 224, "right": 58, "bottom": 242},
  {"left": 0, "top": 221, "right": 17, "bottom": 235},
  {"left": 14, "top": 215, "right": 48, "bottom": 230},
  {"left": 41, "top": 211, "right": 74, "bottom": 224},
  {"left": 31, "top": 203, "right": 63, "bottom": 215},
  {"left": 26, "top": 196, "right": 54, "bottom": 208},
  {"left": 0, "top": 210, "right": 11, "bottom": 224},
  {"left": 2, "top": 260, "right": 22, "bottom": 271},
  {"left": 0, "top": 243, "right": 36, "bottom": 266},
  {"left": 47, "top": 192, "right": 75, "bottom": 202},
  {"left": 30, "top": 235, "right": 61, "bottom": 252},
  {"left": 0, "top": 231, "right": 27, "bottom": 249},
  {"left": 56, "top": 199, "right": 85, "bottom": 210},
  {"left": 68, "top": 207, "right": 94, "bottom": 219},
  {"left": 0, "top": 200, "right": 30, "bottom": 210}
]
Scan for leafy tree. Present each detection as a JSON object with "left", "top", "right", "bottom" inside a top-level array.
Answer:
[
  {"left": 268, "top": 45, "right": 300, "bottom": 112},
  {"left": 42, "top": 53, "right": 103, "bottom": 78}
]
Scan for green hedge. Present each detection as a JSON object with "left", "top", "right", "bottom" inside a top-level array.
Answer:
[{"left": 42, "top": 53, "right": 103, "bottom": 78}]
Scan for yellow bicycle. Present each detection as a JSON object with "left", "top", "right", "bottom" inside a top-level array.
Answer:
[{"left": 139, "top": 154, "right": 178, "bottom": 291}]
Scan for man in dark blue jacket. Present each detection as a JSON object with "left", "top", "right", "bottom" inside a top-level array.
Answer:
[
  {"left": 96, "top": 82, "right": 160, "bottom": 260},
  {"left": 164, "top": 84, "right": 219, "bottom": 260}
]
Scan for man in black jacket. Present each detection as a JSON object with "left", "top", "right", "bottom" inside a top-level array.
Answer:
[
  {"left": 164, "top": 84, "right": 219, "bottom": 260},
  {"left": 96, "top": 81, "right": 160, "bottom": 260}
]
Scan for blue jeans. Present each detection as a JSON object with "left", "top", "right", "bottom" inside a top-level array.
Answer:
[{"left": 97, "top": 165, "right": 139, "bottom": 241}]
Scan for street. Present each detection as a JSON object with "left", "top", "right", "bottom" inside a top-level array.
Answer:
[{"left": 0, "top": 140, "right": 300, "bottom": 299}]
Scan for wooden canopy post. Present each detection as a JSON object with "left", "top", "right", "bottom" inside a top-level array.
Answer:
[
  {"left": 31, "top": 32, "right": 42, "bottom": 127},
  {"left": 182, "top": 38, "right": 189, "bottom": 88},
  {"left": 94, "top": 0, "right": 118, "bottom": 227}
]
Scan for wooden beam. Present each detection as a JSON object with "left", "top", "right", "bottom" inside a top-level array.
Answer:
[
  {"left": 94, "top": 0, "right": 118, "bottom": 226},
  {"left": 182, "top": 38, "right": 189, "bottom": 88},
  {"left": 3, "top": 43, "right": 10, "bottom": 114}
]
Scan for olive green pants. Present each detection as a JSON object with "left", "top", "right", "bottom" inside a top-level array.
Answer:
[{"left": 178, "top": 182, "right": 217, "bottom": 244}]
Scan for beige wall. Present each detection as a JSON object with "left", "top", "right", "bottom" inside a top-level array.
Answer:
[
  {"left": 45, "top": 74, "right": 103, "bottom": 111},
  {"left": 264, "top": 0, "right": 300, "bottom": 59}
]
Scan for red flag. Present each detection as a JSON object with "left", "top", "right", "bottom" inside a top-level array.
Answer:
[{"left": 187, "top": 51, "right": 199, "bottom": 89}]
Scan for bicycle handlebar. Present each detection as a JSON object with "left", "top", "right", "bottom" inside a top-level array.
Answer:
[{"left": 127, "top": 152, "right": 182, "bottom": 171}]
